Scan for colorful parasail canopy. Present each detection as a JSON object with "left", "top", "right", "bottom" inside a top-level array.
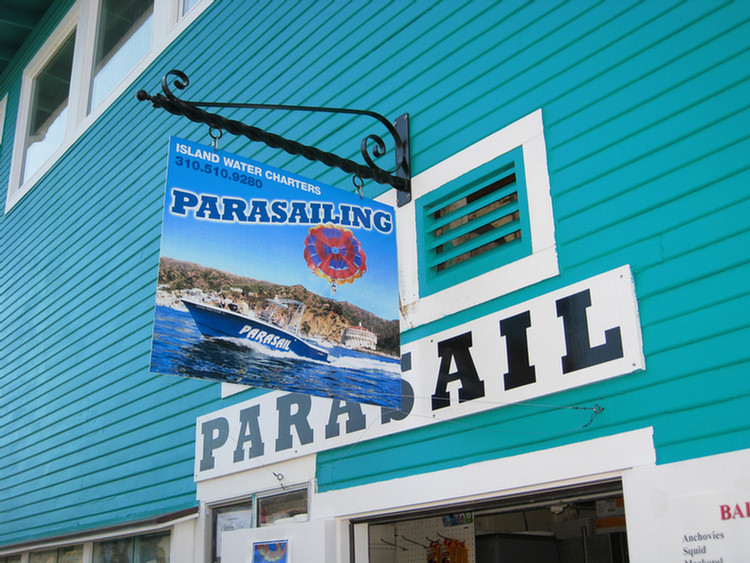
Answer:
[{"left": 304, "top": 225, "right": 367, "bottom": 288}]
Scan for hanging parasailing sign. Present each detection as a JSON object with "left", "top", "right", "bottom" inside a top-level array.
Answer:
[{"left": 149, "top": 137, "right": 401, "bottom": 408}]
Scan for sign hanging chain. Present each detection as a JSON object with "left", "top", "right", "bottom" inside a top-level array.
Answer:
[
  {"left": 353, "top": 175, "right": 365, "bottom": 199},
  {"left": 209, "top": 126, "right": 223, "bottom": 151}
]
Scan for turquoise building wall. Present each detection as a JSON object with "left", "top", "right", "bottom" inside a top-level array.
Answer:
[{"left": 1, "top": 0, "right": 748, "bottom": 549}]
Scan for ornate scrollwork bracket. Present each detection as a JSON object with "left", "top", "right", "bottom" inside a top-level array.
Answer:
[{"left": 136, "top": 70, "right": 411, "bottom": 206}]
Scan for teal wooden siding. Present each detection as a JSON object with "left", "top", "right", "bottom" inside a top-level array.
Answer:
[
  {"left": 1, "top": 0, "right": 748, "bottom": 547},
  {"left": 317, "top": 0, "right": 750, "bottom": 490}
]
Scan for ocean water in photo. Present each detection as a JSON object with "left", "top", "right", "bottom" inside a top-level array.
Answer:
[{"left": 150, "top": 305, "right": 402, "bottom": 407}]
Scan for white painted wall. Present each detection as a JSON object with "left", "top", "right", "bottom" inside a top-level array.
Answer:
[
  {"left": 173, "top": 518, "right": 198, "bottom": 563},
  {"left": 220, "top": 519, "right": 336, "bottom": 563}
]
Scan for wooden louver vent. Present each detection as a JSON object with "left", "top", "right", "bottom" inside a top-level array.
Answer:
[{"left": 425, "top": 163, "right": 522, "bottom": 273}]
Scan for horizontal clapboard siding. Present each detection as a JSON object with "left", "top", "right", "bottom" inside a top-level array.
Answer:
[
  {"left": 0, "top": 0, "right": 747, "bottom": 546},
  {"left": 317, "top": 0, "right": 750, "bottom": 490}
]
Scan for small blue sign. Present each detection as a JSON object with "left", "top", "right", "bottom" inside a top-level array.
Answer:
[
  {"left": 253, "top": 540, "right": 288, "bottom": 563},
  {"left": 149, "top": 137, "right": 401, "bottom": 407}
]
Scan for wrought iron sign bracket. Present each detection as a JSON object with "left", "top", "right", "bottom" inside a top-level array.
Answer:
[{"left": 137, "top": 70, "right": 411, "bottom": 206}]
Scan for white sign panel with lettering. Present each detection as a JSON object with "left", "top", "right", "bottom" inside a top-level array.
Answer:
[
  {"left": 624, "top": 449, "right": 750, "bottom": 562},
  {"left": 196, "top": 265, "right": 644, "bottom": 480}
]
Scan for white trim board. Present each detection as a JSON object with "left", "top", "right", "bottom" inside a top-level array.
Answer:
[{"left": 314, "top": 427, "right": 655, "bottom": 521}]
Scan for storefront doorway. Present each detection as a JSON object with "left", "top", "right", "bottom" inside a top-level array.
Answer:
[{"left": 363, "top": 480, "right": 628, "bottom": 563}]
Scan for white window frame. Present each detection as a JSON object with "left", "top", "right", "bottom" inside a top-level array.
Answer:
[
  {"left": 0, "top": 93, "right": 8, "bottom": 142},
  {"left": 7, "top": 6, "right": 79, "bottom": 213},
  {"left": 0, "top": 513, "right": 197, "bottom": 563},
  {"left": 397, "top": 109, "right": 559, "bottom": 329},
  {"left": 5, "top": 0, "right": 212, "bottom": 214}
]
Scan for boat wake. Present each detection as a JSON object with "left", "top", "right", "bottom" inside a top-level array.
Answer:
[
  {"left": 220, "top": 336, "right": 302, "bottom": 360},
  {"left": 219, "top": 336, "right": 399, "bottom": 374},
  {"left": 328, "top": 354, "right": 400, "bottom": 375}
]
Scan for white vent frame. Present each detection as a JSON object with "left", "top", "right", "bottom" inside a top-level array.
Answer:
[{"left": 397, "top": 109, "right": 558, "bottom": 330}]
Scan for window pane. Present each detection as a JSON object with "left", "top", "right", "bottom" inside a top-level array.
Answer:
[
  {"left": 258, "top": 490, "right": 308, "bottom": 526},
  {"left": 57, "top": 545, "right": 83, "bottom": 563},
  {"left": 214, "top": 502, "right": 253, "bottom": 562},
  {"left": 182, "top": 0, "right": 200, "bottom": 16},
  {"left": 89, "top": 0, "right": 154, "bottom": 112},
  {"left": 93, "top": 537, "right": 133, "bottom": 563},
  {"left": 134, "top": 532, "right": 170, "bottom": 563},
  {"left": 23, "top": 31, "right": 75, "bottom": 183},
  {"left": 29, "top": 551, "right": 57, "bottom": 563}
]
